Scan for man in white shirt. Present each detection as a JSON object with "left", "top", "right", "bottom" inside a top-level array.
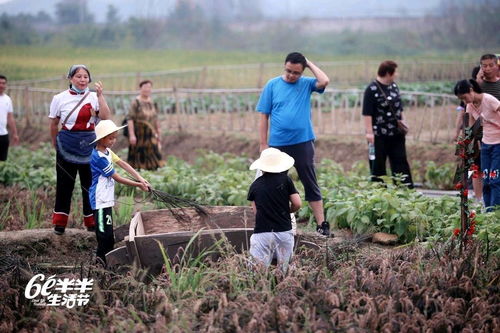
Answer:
[{"left": 0, "top": 75, "right": 19, "bottom": 161}]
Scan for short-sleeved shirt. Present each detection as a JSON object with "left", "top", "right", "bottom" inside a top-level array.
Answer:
[
  {"left": 247, "top": 172, "right": 298, "bottom": 233},
  {"left": 49, "top": 90, "right": 100, "bottom": 131},
  {"left": 89, "top": 148, "right": 121, "bottom": 210},
  {"left": 0, "top": 94, "right": 13, "bottom": 136},
  {"left": 480, "top": 80, "right": 500, "bottom": 101},
  {"left": 467, "top": 93, "right": 500, "bottom": 145},
  {"left": 362, "top": 80, "right": 403, "bottom": 137},
  {"left": 256, "top": 76, "right": 324, "bottom": 146}
]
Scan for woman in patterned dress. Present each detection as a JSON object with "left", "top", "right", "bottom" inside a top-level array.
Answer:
[{"left": 127, "top": 80, "right": 164, "bottom": 170}]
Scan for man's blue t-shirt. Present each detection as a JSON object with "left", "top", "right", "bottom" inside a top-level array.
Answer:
[{"left": 256, "top": 76, "right": 324, "bottom": 146}]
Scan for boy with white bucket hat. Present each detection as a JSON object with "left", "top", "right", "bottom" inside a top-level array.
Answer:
[
  {"left": 89, "top": 119, "right": 150, "bottom": 265},
  {"left": 248, "top": 148, "right": 302, "bottom": 270}
]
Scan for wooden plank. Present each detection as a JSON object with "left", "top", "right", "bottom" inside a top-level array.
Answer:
[
  {"left": 131, "top": 228, "right": 253, "bottom": 275},
  {"left": 106, "top": 246, "right": 130, "bottom": 267}
]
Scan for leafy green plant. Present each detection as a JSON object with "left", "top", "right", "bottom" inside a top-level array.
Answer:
[
  {"left": 424, "top": 161, "right": 456, "bottom": 190},
  {"left": 474, "top": 208, "right": 500, "bottom": 257},
  {"left": 323, "top": 180, "right": 459, "bottom": 243},
  {"left": 1, "top": 146, "right": 498, "bottom": 250},
  {"left": 0, "top": 143, "right": 56, "bottom": 189}
]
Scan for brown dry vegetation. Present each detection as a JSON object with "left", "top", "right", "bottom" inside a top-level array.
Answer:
[{"left": 0, "top": 238, "right": 497, "bottom": 332}]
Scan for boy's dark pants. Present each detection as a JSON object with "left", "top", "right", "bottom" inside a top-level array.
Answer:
[{"left": 93, "top": 207, "right": 114, "bottom": 263}]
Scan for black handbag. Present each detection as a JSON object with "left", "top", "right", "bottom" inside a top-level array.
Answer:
[{"left": 122, "top": 117, "right": 129, "bottom": 137}]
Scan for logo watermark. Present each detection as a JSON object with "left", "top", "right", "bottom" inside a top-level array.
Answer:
[{"left": 25, "top": 274, "right": 93, "bottom": 308}]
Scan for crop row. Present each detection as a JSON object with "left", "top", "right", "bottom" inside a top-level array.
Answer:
[{"left": 0, "top": 145, "right": 498, "bottom": 254}]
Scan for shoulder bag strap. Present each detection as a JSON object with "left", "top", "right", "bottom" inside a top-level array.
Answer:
[
  {"left": 61, "top": 91, "right": 91, "bottom": 127},
  {"left": 373, "top": 80, "right": 399, "bottom": 116}
]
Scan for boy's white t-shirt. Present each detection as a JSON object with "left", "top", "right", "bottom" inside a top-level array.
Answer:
[
  {"left": 89, "top": 148, "right": 121, "bottom": 210},
  {"left": 0, "top": 94, "right": 13, "bottom": 135}
]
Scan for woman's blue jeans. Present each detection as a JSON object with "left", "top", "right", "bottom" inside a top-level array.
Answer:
[{"left": 481, "top": 142, "right": 500, "bottom": 211}]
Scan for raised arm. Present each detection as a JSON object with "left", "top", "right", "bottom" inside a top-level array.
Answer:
[
  {"left": 306, "top": 58, "right": 329, "bottom": 90},
  {"left": 95, "top": 81, "right": 111, "bottom": 120}
]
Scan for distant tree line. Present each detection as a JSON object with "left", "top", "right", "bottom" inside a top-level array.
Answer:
[{"left": 0, "top": 0, "right": 498, "bottom": 55}]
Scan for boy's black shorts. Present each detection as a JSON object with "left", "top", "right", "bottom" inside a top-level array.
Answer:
[{"left": 93, "top": 207, "right": 115, "bottom": 263}]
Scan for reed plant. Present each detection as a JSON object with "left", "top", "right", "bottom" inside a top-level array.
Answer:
[{"left": 15, "top": 189, "right": 45, "bottom": 229}]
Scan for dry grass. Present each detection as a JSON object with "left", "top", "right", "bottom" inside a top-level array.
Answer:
[{"left": 1, "top": 237, "right": 497, "bottom": 332}]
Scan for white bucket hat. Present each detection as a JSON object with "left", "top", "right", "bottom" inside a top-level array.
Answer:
[
  {"left": 250, "top": 148, "right": 295, "bottom": 173},
  {"left": 90, "top": 119, "right": 127, "bottom": 144}
]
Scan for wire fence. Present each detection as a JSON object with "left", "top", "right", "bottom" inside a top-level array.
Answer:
[
  {"left": 10, "top": 60, "right": 474, "bottom": 90},
  {"left": 7, "top": 86, "right": 459, "bottom": 143}
]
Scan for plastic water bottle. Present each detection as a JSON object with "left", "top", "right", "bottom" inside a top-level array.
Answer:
[{"left": 368, "top": 143, "right": 375, "bottom": 161}]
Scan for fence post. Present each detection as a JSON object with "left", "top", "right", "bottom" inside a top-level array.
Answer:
[
  {"left": 60, "top": 75, "right": 66, "bottom": 91},
  {"left": 257, "top": 63, "right": 265, "bottom": 88},
  {"left": 364, "top": 60, "right": 370, "bottom": 83},
  {"left": 196, "top": 67, "right": 207, "bottom": 89},
  {"left": 173, "top": 86, "right": 182, "bottom": 131},
  {"left": 23, "top": 86, "right": 31, "bottom": 127},
  {"left": 136, "top": 72, "right": 142, "bottom": 90}
]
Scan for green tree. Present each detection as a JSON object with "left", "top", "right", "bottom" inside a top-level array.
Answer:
[
  {"left": 432, "top": 0, "right": 500, "bottom": 49},
  {"left": 0, "top": 13, "right": 40, "bottom": 45},
  {"left": 55, "top": 0, "right": 94, "bottom": 25},
  {"left": 106, "top": 4, "right": 120, "bottom": 24}
]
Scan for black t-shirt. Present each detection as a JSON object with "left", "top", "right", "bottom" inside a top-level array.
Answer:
[
  {"left": 247, "top": 172, "right": 298, "bottom": 233},
  {"left": 362, "top": 80, "right": 403, "bottom": 137},
  {"left": 480, "top": 80, "right": 500, "bottom": 101}
]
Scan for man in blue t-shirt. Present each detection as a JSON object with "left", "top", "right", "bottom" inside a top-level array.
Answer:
[{"left": 256, "top": 52, "right": 331, "bottom": 236}]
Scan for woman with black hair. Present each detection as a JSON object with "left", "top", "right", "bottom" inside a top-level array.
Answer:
[
  {"left": 49, "top": 65, "right": 111, "bottom": 235},
  {"left": 454, "top": 66, "right": 483, "bottom": 202},
  {"left": 455, "top": 79, "right": 500, "bottom": 211}
]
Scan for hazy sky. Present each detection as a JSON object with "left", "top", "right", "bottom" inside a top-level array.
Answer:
[{"left": 0, "top": 0, "right": 443, "bottom": 21}]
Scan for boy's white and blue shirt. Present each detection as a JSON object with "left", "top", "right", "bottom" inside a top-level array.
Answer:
[{"left": 89, "top": 148, "right": 121, "bottom": 210}]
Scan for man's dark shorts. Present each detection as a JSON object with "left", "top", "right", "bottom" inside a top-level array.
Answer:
[
  {"left": 0, "top": 134, "right": 9, "bottom": 161},
  {"left": 272, "top": 140, "right": 322, "bottom": 202}
]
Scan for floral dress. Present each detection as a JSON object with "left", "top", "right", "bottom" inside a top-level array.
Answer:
[{"left": 127, "top": 98, "right": 164, "bottom": 170}]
